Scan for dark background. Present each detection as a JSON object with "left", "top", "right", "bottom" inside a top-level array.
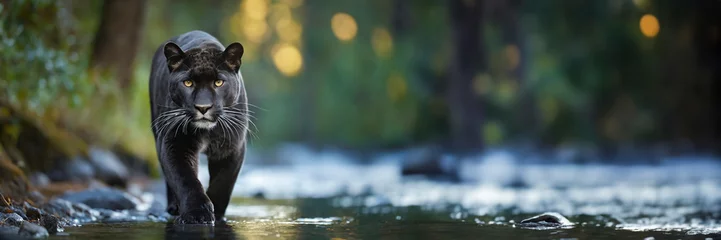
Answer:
[{"left": 1, "top": 0, "right": 720, "bottom": 181}]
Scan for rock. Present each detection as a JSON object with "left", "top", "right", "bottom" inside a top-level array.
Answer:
[
  {"left": 400, "top": 146, "right": 459, "bottom": 179},
  {"left": 112, "top": 146, "right": 151, "bottom": 177},
  {"left": 0, "top": 212, "right": 23, "bottom": 226},
  {"left": 43, "top": 198, "right": 76, "bottom": 218},
  {"left": 28, "top": 172, "right": 50, "bottom": 188},
  {"left": 28, "top": 191, "right": 45, "bottom": 204},
  {"left": 9, "top": 205, "right": 28, "bottom": 220},
  {"left": 0, "top": 226, "right": 21, "bottom": 239},
  {"left": 88, "top": 147, "right": 129, "bottom": 187},
  {"left": 18, "top": 221, "right": 49, "bottom": 238},
  {"left": 47, "top": 157, "right": 95, "bottom": 183},
  {"left": 24, "top": 202, "right": 42, "bottom": 221},
  {"left": 39, "top": 213, "right": 61, "bottom": 234},
  {"left": 57, "top": 187, "right": 142, "bottom": 211},
  {"left": 518, "top": 212, "right": 573, "bottom": 229}
]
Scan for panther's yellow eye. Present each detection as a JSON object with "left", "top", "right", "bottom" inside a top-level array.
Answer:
[
  {"left": 183, "top": 80, "right": 193, "bottom": 87},
  {"left": 214, "top": 80, "right": 224, "bottom": 87}
]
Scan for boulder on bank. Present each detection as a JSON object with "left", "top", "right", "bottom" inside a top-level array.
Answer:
[
  {"left": 88, "top": 146, "right": 129, "bottom": 187},
  {"left": 57, "top": 187, "right": 143, "bottom": 211}
]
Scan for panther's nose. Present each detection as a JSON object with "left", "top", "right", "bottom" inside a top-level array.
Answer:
[{"left": 195, "top": 104, "right": 212, "bottom": 114}]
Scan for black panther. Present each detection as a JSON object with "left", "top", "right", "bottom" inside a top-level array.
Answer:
[{"left": 149, "top": 30, "right": 248, "bottom": 224}]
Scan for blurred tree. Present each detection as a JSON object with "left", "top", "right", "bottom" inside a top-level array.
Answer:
[
  {"left": 91, "top": 0, "right": 147, "bottom": 89},
  {"left": 447, "top": 0, "right": 485, "bottom": 152}
]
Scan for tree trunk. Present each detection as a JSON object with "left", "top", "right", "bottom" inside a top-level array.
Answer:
[
  {"left": 90, "top": 0, "right": 147, "bottom": 89},
  {"left": 447, "top": 0, "right": 485, "bottom": 153}
]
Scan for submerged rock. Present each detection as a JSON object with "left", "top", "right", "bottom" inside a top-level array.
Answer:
[
  {"left": 18, "top": 221, "right": 49, "bottom": 238},
  {"left": 57, "top": 187, "right": 142, "bottom": 211},
  {"left": 88, "top": 147, "right": 129, "bottom": 187},
  {"left": 517, "top": 212, "right": 574, "bottom": 229}
]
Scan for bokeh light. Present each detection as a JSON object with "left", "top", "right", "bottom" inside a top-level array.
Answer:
[
  {"left": 243, "top": 18, "right": 269, "bottom": 43},
  {"left": 372, "top": 28, "right": 393, "bottom": 58},
  {"left": 272, "top": 44, "right": 303, "bottom": 77},
  {"left": 244, "top": 0, "right": 269, "bottom": 21},
  {"left": 504, "top": 44, "right": 520, "bottom": 70},
  {"left": 387, "top": 72, "right": 407, "bottom": 102},
  {"left": 331, "top": 13, "right": 358, "bottom": 42},
  {"left": 276, "top": 17, "right": 302, "bottom": 43},
  {"left": 639, "top": 14, "right": 660, "bottom": 38}
]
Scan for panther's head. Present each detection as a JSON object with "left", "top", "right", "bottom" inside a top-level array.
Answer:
[{"left": 163, "top": 41, "right": 245, "bottom": 130}]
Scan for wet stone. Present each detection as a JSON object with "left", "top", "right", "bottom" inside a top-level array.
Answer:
[
  {"left": 518, "top": 212, "right": 574, "bottom": 229},
  {"left": 18, "top": 221, "right": 49, "bottom": 239},
  {"left": 10, "top": 205, "right": 28, "bottom": 220},
  {"left": 24, "top": 202, "right": 42, "bottom": 221},
  {"left": 58, "top": 187, "right": 142, "bottom": 211},
  {"left": 88, "top": 147, "right": 129, "bottom": 187},
  {"left": 40, "top": 213, "right": 62, "bottom": 234},
  {"left": 0, "top": 212, "right": 24, "bottom": 227},
  {"left": 43, "top": 198, "right": 76, "bottom": 218}
]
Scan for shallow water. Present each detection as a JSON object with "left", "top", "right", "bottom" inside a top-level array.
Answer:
[
  {"left": 49, "top": 148, "right": 721, "bottom": 239},
  {"left": 53, "top": 198, "right": 721, "bottom": 240}
]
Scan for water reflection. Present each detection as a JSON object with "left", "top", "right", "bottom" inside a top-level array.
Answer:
[{"left": 164, "top": 222, "right": 238, "bottom": 240}]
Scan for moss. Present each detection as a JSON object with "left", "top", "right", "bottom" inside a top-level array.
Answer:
[{"left": 0, "top": 99, "right": 88, "bottom": 172}]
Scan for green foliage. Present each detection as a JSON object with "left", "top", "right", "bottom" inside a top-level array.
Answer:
[{"left": 0, "top": 0, "right": 92, "bottom": 111}]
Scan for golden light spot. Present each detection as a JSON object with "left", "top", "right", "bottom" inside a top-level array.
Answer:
[
  {"left": 539, "top": 97, "right": 559, "bottom": 124},
  {"left": 243, "top": 18, "right": 268, "bottom": 43},
  {"left": 504, "top": 44, "right": 520, "bottom": 70},
  {"left": 269, "top": 3, "right": 292, "bottom": 25},
  {"left": 639, "top": 14, "right": 659, "bottom": 38},
  {"left": 272, "top": 44, "right": 303, "bottom": 77},
  {"left": 331, "top": 13, "right": 358, "bottom": 42},
  {"left": 229, "top": 13, "right": 247, "bottom": 43},
  {"left": 387, "top": 72, "right": 407, "bottom": 102},
  {"left": 276, "top": 17, "right": 302, "bottom": 43},
  {"left": 497, "top": 79, "right": 517, "bottom": 104},
  {"left": 472, "top": 73, "right": 492, "bottom": 96},
  {"left": 482, "top": 121, "right": 503, "bottom": 146},
  {"left": 371, "top": 28, "right": 393, "bottom": 58},
  {"left": 244, "top": 0, "right": 268, "bottom": 21}
]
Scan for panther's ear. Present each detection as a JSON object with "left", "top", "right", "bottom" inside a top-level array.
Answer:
[
  {"left": 222, "top": 42, "right": 244, "bottom": 72},
  {"left": 164, "top": 42, "right": 185, "bottom": 72}
]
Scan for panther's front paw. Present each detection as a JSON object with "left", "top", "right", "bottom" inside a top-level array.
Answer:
[{"left": 175, "top": 204, "right": 215, "bottom": 225}]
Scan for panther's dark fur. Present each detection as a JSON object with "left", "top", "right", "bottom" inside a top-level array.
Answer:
[{"left": 149, "top": 30, "right": 248, "bottom": 224}]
